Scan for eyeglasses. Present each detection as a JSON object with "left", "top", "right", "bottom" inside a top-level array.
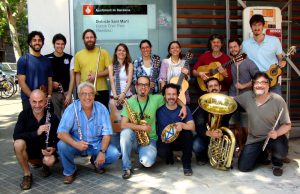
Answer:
[
  {"left": 254, "top": 81, "right": 269, "bottom": 85},
  {"left": 80, "top": 92, "right": 95, "bottom": 97},
  {"left": 137, "top": 83, "right": 150, "bottom": 88}
]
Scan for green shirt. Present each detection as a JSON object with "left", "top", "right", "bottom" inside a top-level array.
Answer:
[{"left": 121, "top": 94, "right": 165, "bottom": 140}]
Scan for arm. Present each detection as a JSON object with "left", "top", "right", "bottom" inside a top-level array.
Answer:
[
  {"left": 95, "top": 135, "right": 111, "bottom": 166},
  {"left": 108, "top": 64, "right": 117, "bottom": 98},
  {"left": 18, "top": 75, "right": 32, "bottom": 97},
  {"left": 75, "top": 72, "right": 81, "bottom": 86},
  {"left": 97, "top": 68, "right": 109, "bottom": 78},
  {"left": 65, "top": 69, "right": 75, "bottom": 105},
  {"left": 47, "top": 77, "right": 53, "bottom": 96},
  {"left": 176, "top": 98, "right": 187, "bottom": 119},
  {"left": 120, "top": 116, "right": 151, "bottom": 132},
  {"left": 118, "top": 63, "right": 134, "bottom": 103},
  {"left": 268, "top": 123, "right": 291, "bottom": 139},
  {"left": 176, "top": 120, "right": 195, "bottom": 132}
]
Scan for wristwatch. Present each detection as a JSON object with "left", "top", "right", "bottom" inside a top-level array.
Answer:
[{"left": 100, "top": 149, "right": 106, "bottom": 154}]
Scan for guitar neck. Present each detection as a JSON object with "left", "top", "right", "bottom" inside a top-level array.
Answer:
[{"left": 210, "top": 59, "right": 234, "bottom": 75}]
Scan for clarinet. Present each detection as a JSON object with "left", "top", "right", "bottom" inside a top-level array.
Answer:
[
  {"left": 45, "top": 101, "right": 52, "bottom": 149},
  {"left": 72, "top": 94, "right": 83, "bottom": 141}
]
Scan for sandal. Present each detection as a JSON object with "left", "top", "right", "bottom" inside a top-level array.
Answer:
[{"left": 20, "top": 174, "right": 33, "bottom": 190}]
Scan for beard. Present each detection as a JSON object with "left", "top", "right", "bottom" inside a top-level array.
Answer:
[
  {"left": 84, "top": 41, "right": 96, "bottom": 50},
  {"left": 30, "top": 43, "right": 42, "bottom": 52},
  {"left": 254, "top": 89, "right": 266, "bottom": 96}
]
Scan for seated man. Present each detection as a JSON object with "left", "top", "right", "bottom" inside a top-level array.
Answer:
[
  {"left": 120, "top": 76, "right": 186, "bottom": 179},
  {"left": 13, "top": 89, "right": 59, "bottom": 190},
  {"left": 156, "top": 83, "right": 195, "bottom": 176},
  {"left": 235, "top": 72, "right": 291, "bottom": 176},
  {"left": 193, "top": 77, "right": 226, "bottom": 165},
  {"left": 57, "top": 82, "right": 120, "bottom": 184}
]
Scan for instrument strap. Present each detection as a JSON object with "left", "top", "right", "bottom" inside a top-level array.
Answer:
[
  {"left": 113, "top": 61, "right": 121, "bottom": 95},
  {"left": 137, "top": 96, "right": 149, "bottom": 120}
]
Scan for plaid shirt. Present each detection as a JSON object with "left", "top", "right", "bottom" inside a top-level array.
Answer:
[{"left": 133, "top": 55, "right": 161, "bottom": 94}]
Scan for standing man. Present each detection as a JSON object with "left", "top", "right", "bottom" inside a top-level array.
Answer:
[
  {"left": 235, "top": 72, "right": 291, "bottom": 176},
  {"left": 17, "top": 31, "right": 53, "bottom": 110},
  {"left": 192, "top": 34, "right": 231, "bottom": 92},
  {"left": 46, "top": 33, "right": 73, "bottom": 118},
  {"left": 120, "top": 76, "right": 186, "bottom": 179},
  {"left": 242, "top": 14, "right": 286, "bottom": 94},
  {"left": 57, "top": 82, "right": 120, "bottom": 184},
  {"left": 74, "top": 29, "right": 111, "bottom": 109},
  {"left": 156, "top": 83, "right": 195, "bottom": 176},
  {"left": 228, "top": 38, "right": 259, "bottom": 96},
  {"left": 13, "top": 89, "right": 59, "bottom": 190}
]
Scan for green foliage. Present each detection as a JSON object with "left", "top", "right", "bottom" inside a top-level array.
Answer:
[{"left": 0, "top": 0, "right": 28, "bottom": 54}]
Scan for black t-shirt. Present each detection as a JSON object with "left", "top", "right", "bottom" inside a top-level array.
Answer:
[
  {"left": 46, "top": 52, "right": 73, "bottom": 91},
  {"left": 13, "top": 108, "right": 60, "bottom": 149}
]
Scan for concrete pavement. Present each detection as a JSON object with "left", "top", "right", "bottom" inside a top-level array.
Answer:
[{"left": 0, "top": 92, "right": 299, "bottom": 194}]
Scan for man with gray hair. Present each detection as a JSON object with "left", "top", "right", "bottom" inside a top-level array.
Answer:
[{"left": 57, "top": 82, "right": 120, "bottom": 184}]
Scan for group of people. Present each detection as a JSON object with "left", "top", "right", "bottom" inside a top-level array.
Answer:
[{"left": 14, "top": 14, "right": 291, "bottom": 191}]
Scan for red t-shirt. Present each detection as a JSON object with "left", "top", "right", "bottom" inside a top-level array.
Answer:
[{"left": 193, "top": 51, "right": 232, "bottom": 91}]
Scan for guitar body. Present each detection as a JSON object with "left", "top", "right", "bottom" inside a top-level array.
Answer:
[
  {"left": 196, "top": 62, "right": 225, "bottom": 91},
  {"left": 170, "top": 76, "right": 189, "bottom": 104},
  {"left": 109, "top": 99, "right": 122, "bottom": 132},
  {"left": 265, "top": 64, "right": 282, "bottom": 87}
]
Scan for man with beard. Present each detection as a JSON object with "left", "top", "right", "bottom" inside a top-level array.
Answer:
[
  {"left": 74, "top": 29, "right": 111, "bottom": 109},
  {"left": 228, "top": 38, "right": 258, "bottom": 96},
  {"left": 120, "top": 76, "right": 187, "bottom": 179},
  {"left": 242, "top": 14, "right": 286, "bottom": 94},
  {"left": 235, "top": 72, "right": 291, "bottom": 176},
  {"left": 192, "top": 34, "right": 231, "bottom": 92},
  {"left": 46, "top": 34, "right": 73, "bottom": 119},
  {"left": 13, "top": 89, "right": 59, "bottom": 190},
  {"left": 17, "top": 31, "right": 53, "bottom": 110},
  {"left": 192, "top": 77, "right": 226, "bottom": 165},
  {"left": 156, "top": 83, "right": 195, "bottom": 176}
]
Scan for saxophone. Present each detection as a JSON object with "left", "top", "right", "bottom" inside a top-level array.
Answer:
[
  {"left": 199, "top": 93, "right": 237, "bottom": 170},
  {"left": 123, "top": 99, "right": 150, "bottom": 146}
]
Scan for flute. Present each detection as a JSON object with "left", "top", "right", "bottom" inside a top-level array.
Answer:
[
  {"left": 72, "top": 94, "right": 83, "bottom": 141},
  {"left": 93, "top": 47, "right": 102, "bottom": 90},
  {"left": 262, "top": 107, "right": 284, "bottom": 151},
  {"left": 45, "top": 101, "right": 51, "bottom": 149}
]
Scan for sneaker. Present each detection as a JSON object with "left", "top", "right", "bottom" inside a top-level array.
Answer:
[
  {"left": 272, "top": 167, "right": 283, "bottom": 176},
  {"left": 183, "top": 168, "right": 193, "bottom": 176},
  {"left": 122, "top": 169, "right": 132, "bottom": 179},
  {"left": 20, "top": 174, "right": 32, "bottom": 190},
  {"left": 41, "top": 165, "right": 51, "bottom": 177},
  {"left": 63, "top": 171, "right": 77, "bottom": 184}
]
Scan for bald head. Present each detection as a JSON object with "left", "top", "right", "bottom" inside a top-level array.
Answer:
[{"left": 30, "top": 89, "right": 47, "bottom": 114}]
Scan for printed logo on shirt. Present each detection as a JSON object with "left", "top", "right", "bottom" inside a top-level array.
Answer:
[{"left": 64, "top": 58, "right": 70, "bottom": 65}]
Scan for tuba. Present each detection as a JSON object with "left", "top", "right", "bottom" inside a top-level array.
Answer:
[
  {"left": 199, "top": 93, "right": 237, "bottom": 170},
  {"left": 123, "top": 100, "right": 150, "bottom": 146}
]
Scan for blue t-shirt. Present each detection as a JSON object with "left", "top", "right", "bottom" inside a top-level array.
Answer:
[
  {"left": 17, "top": 53, "right": 53, "bottom": 100},
  {"left": 156, "top": 105, "right": 193, "bottom": 137}
]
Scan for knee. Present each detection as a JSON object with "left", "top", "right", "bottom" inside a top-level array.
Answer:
[
  {"left": 57, "top": 140, "right": 70, "bottom": 153},
  {"left": 238, "top": 159, "right": 254, "bottom": 172},
  {"left": 120, "top": 128, "right": 133, "bottom": 144},
  {"left": 140, "top": 155, "right": 156, "bottom": 167},
  {"left": 14, "top": 139, "right": 26, "bottom": 152}
]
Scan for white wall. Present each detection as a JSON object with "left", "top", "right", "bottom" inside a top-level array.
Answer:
[{"left": 27, "top": 0, "right": 71, "bottom": 55}]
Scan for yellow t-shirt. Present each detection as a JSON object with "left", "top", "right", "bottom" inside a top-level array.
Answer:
[{"left": 74, "top": 48, "right": 111, "bottom": 91}]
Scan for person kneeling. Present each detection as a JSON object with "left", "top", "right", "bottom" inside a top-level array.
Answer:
[
  {"left": 13, "top": 89, "right": 59, "bottom": 190},
  {"left": 57, "top": 82, "right": 120, "bottom": 184},
  {"left": 157, "top": 83, "right": 195, "bottom": 176}
]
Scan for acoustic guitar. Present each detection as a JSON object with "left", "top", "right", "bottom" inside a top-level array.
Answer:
[
  {"left": 196, "top": 53, "right": 247, "bottom": 91},
  {"left": 170, "top": 51, "right": 193, "bottom": 104},
  {"left": 265, "top": 46, "right": 296, "bottom": 87}
]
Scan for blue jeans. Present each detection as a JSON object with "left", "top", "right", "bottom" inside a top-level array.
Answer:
[
  {"left": 238, "top": 135, "right": 288, "bottom": 172},
  {"left": 120, "top": 128, "right": 157, "bottom": 171},
  {"left": 111, "top": 132, "right": 121, "bottom": 152},
  {"left": 57, "top": 140, "right": 120, "bottom": 176}
]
